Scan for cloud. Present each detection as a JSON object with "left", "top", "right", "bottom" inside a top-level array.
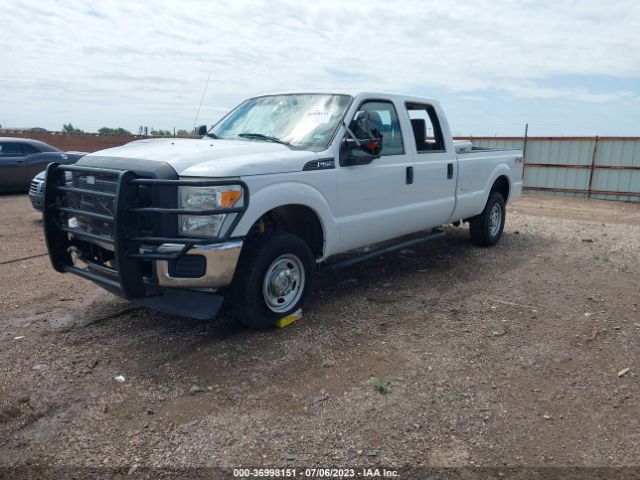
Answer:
[
  {"left": 502, "top": 83, "right": 636, "bottom": 103},
  {"left": 1, "top": 0, "right": 639, "bottom": 132}
]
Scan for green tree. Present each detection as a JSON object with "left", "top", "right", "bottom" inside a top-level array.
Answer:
[
  {"left": 150, "top": 129, "right": 171, "bottom": 136},
  {"left": 62, "top": 123, "right": 84, "bottom": 134},
  {"left": 98, "top": 127, "right": 132, "bottom": 135}
]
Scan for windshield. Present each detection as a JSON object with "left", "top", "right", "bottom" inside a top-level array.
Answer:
[{"left": 209, "top": 94, "right": 352, "bottom": 150}]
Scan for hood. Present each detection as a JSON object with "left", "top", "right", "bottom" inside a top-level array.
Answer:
[{"left": 84, "top": 138, "right": 320, "bottom": 177}]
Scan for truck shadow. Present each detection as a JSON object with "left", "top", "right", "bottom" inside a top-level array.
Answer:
[
  {"left": 79, "top": 224, "right": 540, "bottom": 342},
  {"left": 52, "top": 224, "right": 546, "bottom": 396},
  {"left": 311, "top": 225, "right": 533, "bottom": 304}
]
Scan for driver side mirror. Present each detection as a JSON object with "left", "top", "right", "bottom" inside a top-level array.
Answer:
[
  {"left": 196, "top": 125, "right": 207, "bottom": 136},
  {"left": 340, "top": 137, "right": 382, "bottom": 166}
]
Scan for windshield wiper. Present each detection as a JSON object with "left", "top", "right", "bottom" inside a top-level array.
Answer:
[{"left": 237, "top": 133, "right": 290, "bottom": 146}]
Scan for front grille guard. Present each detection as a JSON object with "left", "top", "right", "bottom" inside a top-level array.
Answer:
[{"left": 43, "top": 162, "right": 249, "bottom": 300}]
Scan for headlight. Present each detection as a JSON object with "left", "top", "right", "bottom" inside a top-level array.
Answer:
[{"left": 178, "top": 184, "right": 243, "bottom": 238}]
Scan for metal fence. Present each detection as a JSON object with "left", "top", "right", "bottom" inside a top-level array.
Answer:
[{"left": 459, "top": 137, "right": 640, "bottom": 202}]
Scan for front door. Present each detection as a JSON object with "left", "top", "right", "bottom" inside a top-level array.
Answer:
[{"left": 22, "top": 142, "right": 48, "bottom": 185}]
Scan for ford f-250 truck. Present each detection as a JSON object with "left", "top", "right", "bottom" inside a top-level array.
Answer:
[{"left": 43, "top": 91, "right": 523, "bottom": 328}]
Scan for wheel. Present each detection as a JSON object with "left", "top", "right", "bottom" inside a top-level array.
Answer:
[
  {"left": 469, "top": 192, "right": 506, "bottom": 246},
  {"left": 231, "top": 232, "right": 315, "bottom": 329}
]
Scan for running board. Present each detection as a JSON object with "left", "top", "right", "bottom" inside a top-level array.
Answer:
[{"left": 322, "top": 230, "right": 446, "bottom": 272}]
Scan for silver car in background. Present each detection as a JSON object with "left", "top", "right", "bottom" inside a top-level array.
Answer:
[{"left": 28, "top": 170, "right": 47, "bottom": 211}]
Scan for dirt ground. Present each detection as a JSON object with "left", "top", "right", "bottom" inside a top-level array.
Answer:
[{"left": 1, "top": 194, "right": 639, "bottom": 476}]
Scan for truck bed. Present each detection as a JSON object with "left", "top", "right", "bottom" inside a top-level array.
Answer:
[{"left": 451, "top": 145, "right": 524, "bottom": 221}]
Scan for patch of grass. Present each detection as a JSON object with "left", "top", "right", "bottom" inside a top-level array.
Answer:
[
  {"left": 445, "top": 394, "right": 458, "bottom": 402},
  {"left": 120, "top": 411, "right": 134, "bottom": 420},
  {"left": 230, "top": 344, "right": 249, "bottom": 363},
  {"left": 371, "top": 377, "right": 392, "bottom": 394},
  {"left": 233, "top": 344, "right": 248, "bottom": 354},
  {"left": 621, "top": 264, "right": 631, "bottom": 273}
]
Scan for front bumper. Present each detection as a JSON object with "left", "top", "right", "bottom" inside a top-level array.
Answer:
[
  {"left": 42, "top": 162, "right": 248, "bottom": 319},
  {"left": 154, "top": 240, "right": 243, "bottom": 288}
]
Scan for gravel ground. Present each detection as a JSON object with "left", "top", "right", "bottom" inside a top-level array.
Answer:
[{"left": 0, "top": 194, "right": 639, "bottom": 476}]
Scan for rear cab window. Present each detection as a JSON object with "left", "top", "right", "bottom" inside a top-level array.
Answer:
[{"left": 406, "top": 103, "right": 446, "bottom": 153}]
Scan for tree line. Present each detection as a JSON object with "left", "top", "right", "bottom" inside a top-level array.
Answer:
[{"left": 62, "top": 123, "right": 191, "bottom": 136}]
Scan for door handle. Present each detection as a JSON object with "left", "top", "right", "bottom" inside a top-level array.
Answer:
[
  {"left": 447, "top": 163, "right": 453, "bottom": 179},
  {"left": 406, "top": 166, "right": 414, "bottom": 184}
]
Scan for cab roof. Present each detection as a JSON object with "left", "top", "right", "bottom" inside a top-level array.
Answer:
[{"left": 252, "top": 90, "right": 439, "bottom": 106}]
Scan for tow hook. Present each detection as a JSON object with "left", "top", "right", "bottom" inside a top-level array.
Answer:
[{"left": 67, "top": 246, "right": 79, "bottom": 265}]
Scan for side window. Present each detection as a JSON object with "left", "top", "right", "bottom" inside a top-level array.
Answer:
[
  {"left": 348, "top": 100, "right": 404, "bottom": 157},
  {"left": 20, "top": 143, "right": 41, "bottom": 155},
  {"left": 406, "top": 103, "right": 446, "bottom": 153},
  {"left": 0, "top": 143, "right": 23, "bottom": 157}
]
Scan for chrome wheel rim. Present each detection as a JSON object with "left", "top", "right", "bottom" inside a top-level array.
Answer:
[
  {"left": 489, "top": 203, "right": 502, "bottom": 237},
  {"left": 262, "top": 254, "right": 305, "bottom": 313}
]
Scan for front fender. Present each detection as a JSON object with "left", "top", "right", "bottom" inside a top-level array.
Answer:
[{"left": 231, "top": 180, "right": 339, "bottom": 259}]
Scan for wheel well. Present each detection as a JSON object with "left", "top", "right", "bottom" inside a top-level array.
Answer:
[
  {"left": 249, "top": 205, "right": 324, "bottom": 258},
  {"left": 491, "top": 175, "right": 510, "bottom": 202}
]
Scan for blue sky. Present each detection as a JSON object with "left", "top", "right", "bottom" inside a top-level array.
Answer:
[{"left": 1, "top": 0, "right": 639, "bottom": 135}]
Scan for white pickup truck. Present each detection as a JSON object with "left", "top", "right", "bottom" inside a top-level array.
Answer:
[{"left": 43, "top": 91, "right": 523, "bottom": 328}]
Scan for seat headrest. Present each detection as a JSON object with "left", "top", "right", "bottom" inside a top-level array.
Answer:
[
  {"left": 411, "top": 118, "right": 426, "bottom": 139},
  {"left": 411, "top": 118, "right": 428, "bottom": 150}
]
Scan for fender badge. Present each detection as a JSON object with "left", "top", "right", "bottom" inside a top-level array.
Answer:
[{"left": 303, "top": 158, "right": 335, "bottom": 171}]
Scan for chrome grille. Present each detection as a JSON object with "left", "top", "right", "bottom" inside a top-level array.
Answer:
[
  {"left": 29, "top": 179, "right": 44, "bottom": 209},
  {"left": 58, "top": 171, "right": 118, "bottom": 240},
  {"left": 29, "top": 180, "right": 42, "bottom": 194},
  {"left": 67, "top": 170, "right": 118, "bottom": 193}
]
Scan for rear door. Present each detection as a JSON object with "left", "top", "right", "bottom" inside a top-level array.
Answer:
[
  {"left": 404, "top": 103, "right": 456, "bottom": 226},
  {"left": 0, "top": 142, "right": 27, "bottom": 191}
]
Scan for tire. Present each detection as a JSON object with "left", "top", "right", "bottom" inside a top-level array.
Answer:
[
  {"left": 231, "top": 232, "right": 315, "bottom": 329},
  {"left": 469, "top": 192, "right": 506, "bottom": 246}
]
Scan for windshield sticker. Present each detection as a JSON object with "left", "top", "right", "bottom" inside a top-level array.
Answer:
[
  {"left": 313, "top": 133, "right": 326, "bottom": 140},
  {"left": 306, "top": 110, "right": 332, "bottom": 124}
]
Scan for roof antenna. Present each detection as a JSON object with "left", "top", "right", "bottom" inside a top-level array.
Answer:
[{"left": 192, "top": 72, "right": 211, "bottom": 132}]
